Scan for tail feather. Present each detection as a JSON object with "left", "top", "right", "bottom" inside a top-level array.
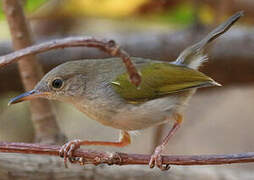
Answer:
[{"left": 174, "top": 11, "right": 243, "bottom": 69}]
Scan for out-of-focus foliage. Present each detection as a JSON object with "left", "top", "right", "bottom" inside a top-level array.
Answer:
[
  {"left": 67, "top": 0, "right": 148, "bottom": 17},
  {"left": 25, "top": 0, "right": 48, "bottom": 13},
  {"left": 0, "top": 0, "right": 217, "bottom": 26},
  {"left": 199, "top": 4, "right": 214, "bottom": 24},
  {"left": 0, "top": 0, "right": 48, "bottom": 20},
  {"left": 150, "top": 3, "right": 195, "bottom": 25},
  {"left": 31, "top": 0, "right": 196, "bottom": 26},
  {"left": 31, "top": 0, "right": 149, "bottom": 18}
]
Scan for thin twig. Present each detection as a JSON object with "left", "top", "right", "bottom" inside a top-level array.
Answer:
[
  {"left": 0, "top": 37, "right": 141, "bottom": 86},
  {"left": 0, "top": 142, "right": 254, "bottom": 166}
]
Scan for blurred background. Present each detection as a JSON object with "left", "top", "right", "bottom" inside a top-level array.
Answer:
[{"left": 0, "top": 0, "right": 254, "bottom": 178}]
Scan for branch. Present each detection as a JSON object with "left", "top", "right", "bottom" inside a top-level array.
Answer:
[
  {"left": 1, "top": 142, "right": 254, "bottom": 166},
  {"left": 0, "top": 37, "right": 141, "bottom": 86}
]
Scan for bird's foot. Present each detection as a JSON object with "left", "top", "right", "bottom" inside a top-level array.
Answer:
[
  {"left": 149, "top": 145, "right": 170, "bottom": 171},
  {"left": 59, "top": 139, "right": 81, "bottom": 167}
]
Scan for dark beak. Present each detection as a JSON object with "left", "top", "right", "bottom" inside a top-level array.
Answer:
[{"left": 8, "top": 90, "right": 49, "bottom": 106}]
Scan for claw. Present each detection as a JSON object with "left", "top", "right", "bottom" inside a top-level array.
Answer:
[
  {"left": 59, "top": 139, "right": 81, "bottom": 168},
  {"left": 149, "top": 145, "right": 170, "bottom": 171},
  {"left": 149, "top": 154, "right": 156, "bottom": 168},
  {"left": 162, "top": 164, "right": 171, "bottom": 171}
]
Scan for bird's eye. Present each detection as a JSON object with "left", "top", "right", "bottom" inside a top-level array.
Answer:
[{"left": 52, "top": 79, "right": 63, "bottom": 89}]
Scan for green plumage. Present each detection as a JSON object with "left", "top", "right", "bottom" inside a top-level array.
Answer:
[{"left": 112, "top": 63, "right": 218, "bottom": 102}]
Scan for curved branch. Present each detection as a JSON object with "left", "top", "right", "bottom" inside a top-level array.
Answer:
[
  {"left": 0, "top": 37, "right": 141, "bottom": 86},
  {"left": 0, "top": 142, "right": 254, "bottom": 167}
]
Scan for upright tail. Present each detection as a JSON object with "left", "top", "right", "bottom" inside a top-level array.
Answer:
[{"left": 174, "top": 11, "right": 244, "bottom": 69}]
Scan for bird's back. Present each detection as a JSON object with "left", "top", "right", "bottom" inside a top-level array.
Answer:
[
  {"left": 69, "top": 57, "right": 213, "bottom": 130},
  {"left": 70, "top": 57, "right": 217, "bottom": 104}
]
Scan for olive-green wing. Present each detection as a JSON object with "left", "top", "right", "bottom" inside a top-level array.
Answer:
[{"left": 111, "top": 63, "right": 220, "bottom": 102}]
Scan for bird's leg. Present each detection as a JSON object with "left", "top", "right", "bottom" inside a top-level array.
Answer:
[
  {"left": 59, "top": 131, "right": 131, "bottom": 167},
  {"left": 149, "top": 113, "right": 182, "bottom": 170}
]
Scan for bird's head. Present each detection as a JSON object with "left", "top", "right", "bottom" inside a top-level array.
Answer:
[{"left": 9, "top": 61, "right": 88, "bottom": 105}]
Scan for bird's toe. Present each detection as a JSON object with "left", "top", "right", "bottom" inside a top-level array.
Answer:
[
  {"left": 59, "top": 139, "right": 81, "bottom": 167},
  {"left": 149, "top": 146, "right": 170, "bottom": 170}
]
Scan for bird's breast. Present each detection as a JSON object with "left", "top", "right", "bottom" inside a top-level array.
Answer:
[
  {"left": 109, "top": 96, "right": 182, "bottom": 130},
  {"left": 75, "top": 94, "right": 189, "bottom": 131}
]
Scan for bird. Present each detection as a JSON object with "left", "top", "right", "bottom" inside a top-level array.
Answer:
[{"left": 8, "top": 11, "right": 243, "bottom": 170}]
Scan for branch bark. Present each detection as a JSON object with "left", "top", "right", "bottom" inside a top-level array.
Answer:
[
  {"left": 2, "top": 0, "right": 64, "bottom": 144},
  {"left": 0, "top": 37, "right": 141, "bottom": 86},
  {"left": 0, "top": 142, "right": 254, "bottom": 167}
]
